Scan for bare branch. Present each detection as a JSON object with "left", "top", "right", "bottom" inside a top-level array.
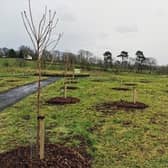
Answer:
[
  {"left": 40, "top": 6, "right": 47, "bottom": 35},
  {"left": 40, "top": 11, "right": 56, "bottom": 38},
  {"left": 21, "top": 12, "right": 36, "bottom": 50},
  {"left": 46, "top": 33, "right": 63, "bottom": 66},
  {"left": 28, "top": 0, "right": 37, "bottom": 40},
  {"left": 38, "top": 14, "right": 45, "bottom": 39},
  {"left": 23, "top": 11, "right": 38, "bottom": 40},
  {"left": 50, "top": 33, "right": 63, "bottom": 50}
]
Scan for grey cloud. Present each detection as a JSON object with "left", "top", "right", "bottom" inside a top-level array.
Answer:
[
  {"left": 115, "top": 25, "right": 138, "bottom": 34},
  {"left": 99, "top": 33, "right": 109, "bottom": 39},
  {"left": 60, "top": 13, "right": 76, "bottom": 22},
  {"left": 155, "top": 8, "right": 166, "bottom": 17}
]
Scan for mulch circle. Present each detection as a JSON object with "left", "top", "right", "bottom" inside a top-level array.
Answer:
[
  {"left": 124, "top": 83, "right": 137, "bottom": 86},
  {"left": 95, "top": 100, "right": 148, "bottom": 114},
  {"left": 0, "top": 144, "right": 91, "bottom": 168},
  {"left": 60, "top": 86, "right": 79, "bottom": 90},
  {"left": 91, "top": 79, "right": 103, "bottom": 82},
  {"left": 47, "top": 97, "right": 80, "bottom": 105},
  {"left": 65, "top": 80, "right": 78, "bottom": 84},
  {"left": 70, "top": 81, "right": 78, "bottom": 84},
  {"left": 112, "top": 87, "right": 131, "bottom": 91},
  {"left": 91, "top": 79, "right": 108, "bottom": 82},
  {"left": 7, "top": 79, "right": 20, "bottom": 82}
]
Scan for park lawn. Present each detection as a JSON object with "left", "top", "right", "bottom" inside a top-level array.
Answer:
[{"left": 0, "top": 71, "right": 168, "bottom": 168}]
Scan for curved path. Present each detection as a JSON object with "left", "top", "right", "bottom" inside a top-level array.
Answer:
[{"left": 0, "top": 77, "right": 60, "bottom": 111}]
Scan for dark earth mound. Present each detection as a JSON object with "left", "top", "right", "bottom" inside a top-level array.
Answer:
[
  {"left": 124, "top": 83, "right": 137, "bottom": 86},
  {"left": 70, "top": 81, "right": 78, "bottom": 84},
  {"left": 47, "top": 97, "right": 80, "bottom": 105},
  {"left": 60, "top": 86, "right": 79, "bottom": 90},
  {"left": 112, "top": 87, "right": 131, "bottom": 91},
  {"left": 95, "top": 100, "right": 148, "bottom": 114},
  {"left": 91, "top": 79, "right": 108, "bottom": 82},
  {"left": 6, "top": 79, "right": 20, "bottom": 82},
  {"left": 65, "top": 80, "right": 78, "bottom": 84},
  {"left": 0, "top": 144, "right": 91, "bottom": 168}
]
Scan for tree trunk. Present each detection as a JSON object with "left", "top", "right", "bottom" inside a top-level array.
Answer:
[
  {"left": 133, "top": 88, "right": 137, "bottom": 104},
  {"left": 36, "top": 57, "right": 45, "bottom": 160},
  {"left": 64, "top": 55, "right": 68, "bottom": 98}
]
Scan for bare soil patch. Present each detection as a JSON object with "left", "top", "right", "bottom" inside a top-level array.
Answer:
[
  {"left": 91, "top": 79, "right": 108, "bottom": 82},
  {"left": 47, "top": 97, "right": 80, "bottom": 105},
  {"left": 70, "top": 81, "right": 78, "bottom": 84},
  {"left": 6, "top": 79, "right": 20, "bottom": 82},
  {"left": 112, "top": 87, "right": 131, "bottom": 91},
  {"left": 124, "top": 83, "right": 137, "bottom": 86},
  {"left": 65, "top": 80, "right": 78, "bottom": 84},
  {"left": 60, "top": 86, "right": 79, "bottom": 90},
  {"left": 95, "top": 100, "right": 148, "bottom": 114},
  {"left": 0, "top": 144, "right": 91, "bottom": 168}
]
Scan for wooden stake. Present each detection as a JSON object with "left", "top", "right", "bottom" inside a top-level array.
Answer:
[
  {"left": 64, "top": 81, "right": 67, "bottom": 98},
  {"left": 64, "top": 54, "right": 68, "bottom": 98},
  {"left": 133, "top": 88, "right": 137, "bottom": 104},
  {"left": 38, "top": 115, "right": 45, "bottom": 160},
  {"left": 72, "top": 59, "right": 75, "bottom": 79}
]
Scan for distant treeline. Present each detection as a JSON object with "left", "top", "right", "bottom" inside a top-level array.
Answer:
[{"left": 0, "top": 45, "right": 168, "bottom": 74}]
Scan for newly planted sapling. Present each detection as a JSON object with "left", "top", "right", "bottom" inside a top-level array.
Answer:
[{"left": 21, "top": 0, "right": 62, "bottom": 159}]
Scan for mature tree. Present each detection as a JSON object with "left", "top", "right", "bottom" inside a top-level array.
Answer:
[
  {"left": 19, "top": 45, "right": 34, "bottom": 59},
  {"left": 103, "top": 51, "right": 112, "bottom": 69},
  {"left": 21, "top": 0, "right": 62, "bottom": 159},
  {"left": 144, "top": 57, "right": 157, "bottom": 73},
  {"left": 0, "top": 48, "right": 4, "bottom": 57},
  {"left": 78, "top": 49, "right": 93, "bottom": 69},
  {"left": 117, "top": 51, "right": 129, "bottom": 64},
  {"left": 135, "top": 50, "right": 146, "bottom": 72},
  {"left": 8, "top": 49, "right": 17, "bottom": 58},
  {"left": 2, "top": 47, "right": 9, "bottom": 57}
]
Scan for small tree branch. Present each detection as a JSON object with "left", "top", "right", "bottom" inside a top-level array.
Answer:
[
  {"left": 21, "top": 12, "right": 36, "bottom": 50},
  {"left": 23, "top": 11, "right": 38, "bottom": 41},
  {"left": 28, "top": 0, "right": 37, "bottom": 40}
]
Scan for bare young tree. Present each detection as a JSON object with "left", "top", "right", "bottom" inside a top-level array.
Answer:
[{"left": 21, "top": 0, "right": 62, "bottom": 159}]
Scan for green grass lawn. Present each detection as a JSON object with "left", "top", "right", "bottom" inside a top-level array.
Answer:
[{"left": 0, "top": 71, "right": 168, "bottom": 168}]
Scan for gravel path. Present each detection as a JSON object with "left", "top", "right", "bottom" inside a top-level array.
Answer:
[{"left": 0, "top": 77, "right": 60, "bottom": 111}]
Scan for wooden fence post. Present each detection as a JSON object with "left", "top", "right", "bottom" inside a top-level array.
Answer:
[
  {"left": 133, "top": 88, "right": 137, "bottom": 104},
  {"left": 38, "top": 115, "right": 45, "bottom": 160},
  {"left": 64, "top": 81, "right": 67, "bottom": 98}
]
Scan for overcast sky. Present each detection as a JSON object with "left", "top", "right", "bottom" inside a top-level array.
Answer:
[{"left": 1, "top": 0, "right": 168, "bottom": 65}]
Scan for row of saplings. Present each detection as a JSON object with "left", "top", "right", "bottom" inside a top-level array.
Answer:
[
  {"left": 0, "top": 67, "right": 149, "bottom": 168},
  {"left": 0, "top": 1, "right": 148, "bottom": 166},
  {"left": 111, "top": 82, "right": 148, "bottom": 110},
  {"left": 95, "top": 80, "right": 148, "bottom": 114},
  {"left": 0, "top": 71, "right": 149, "bottom": 168},
  {"left": 0, "top": 56, "right": 91, "bottom": 168},
  {"left": 47, "top": 55, "right": 80, "bottom": 105}
]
